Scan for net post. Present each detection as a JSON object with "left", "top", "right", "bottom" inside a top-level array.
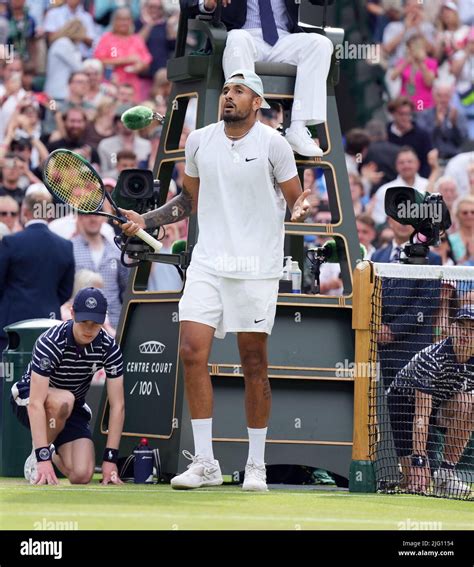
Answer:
[{"left": 349, "top": 260, "right": 376, "bottom": 493}]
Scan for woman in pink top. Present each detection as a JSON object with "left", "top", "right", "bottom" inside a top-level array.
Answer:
[
  {"left": 94, "top": 7, "right": 152, "bottom": 102},
  {"left": 390, "top": 35, "right": 438, "bottom": 111}
]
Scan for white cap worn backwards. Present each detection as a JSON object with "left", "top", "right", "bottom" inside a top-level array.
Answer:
[{"left": 224, "top": 69, "right": 271, "bottom": 109}]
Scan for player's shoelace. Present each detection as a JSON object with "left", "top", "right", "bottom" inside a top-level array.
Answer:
[
  {"left": 245, "top": 461, "right": 266, "bottom": 480},
  {"left": 182, "top": 450, "right": 216, "bottom": 472}
]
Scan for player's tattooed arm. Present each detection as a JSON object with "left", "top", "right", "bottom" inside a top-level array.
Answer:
[
  {"left": 143, "top": 186, "right": 192, "bottom": 230},
  {"left": 142, "top": 175, "right": 199, "bottom": 230}
]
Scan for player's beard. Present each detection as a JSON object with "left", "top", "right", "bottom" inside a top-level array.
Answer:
[{"left": 223, "top": 106, "right": 253, "bottom": 124}]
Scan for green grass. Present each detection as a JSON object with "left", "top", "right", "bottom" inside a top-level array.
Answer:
[{"left": 0, "top": 478, "right": 472, "bottom": 530}]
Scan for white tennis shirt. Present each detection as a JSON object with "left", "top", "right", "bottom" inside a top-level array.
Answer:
[{"left": 185, "top": 120, "right": 298, "bottom": 279}]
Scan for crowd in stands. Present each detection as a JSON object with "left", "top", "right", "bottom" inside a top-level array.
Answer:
[{"left": 0, "top": 0, "right": 473, "bottom": 320}]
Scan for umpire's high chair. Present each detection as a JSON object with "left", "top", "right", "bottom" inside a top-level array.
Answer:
[{"left": 95, "top": 1, "right": 365, "bottom": 487}]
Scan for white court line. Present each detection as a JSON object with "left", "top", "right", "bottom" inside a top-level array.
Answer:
[
  {"left": 0, "top": 485, "right": 470, "bottom": 503},
  {"left": 3, "top": 510, "right": 473, "bottom": 528},
  {"left": 0, "top": 486, "right": 384, "bottom": 496}
]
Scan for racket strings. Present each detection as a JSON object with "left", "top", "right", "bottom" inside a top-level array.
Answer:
[{"left": 44, "top": 152, "right": 103, "bottom": 213}]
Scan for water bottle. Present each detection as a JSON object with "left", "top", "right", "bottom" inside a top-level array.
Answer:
[
  {"left": 291, "top": 261, "right": 302, "bottom": 294},
  {"left": 282, "top": 256, "right": 292, "bottom": 280},
  {"left": 133, "top": 438, "right": 154, "bottom": 484}
]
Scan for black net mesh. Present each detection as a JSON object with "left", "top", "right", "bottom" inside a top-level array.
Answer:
[
  {"left": 368, "top": 272, "right": 473, "bottom": 500},
  {"left": 43, "top": 150, "right": 103, "bottom": 213}
]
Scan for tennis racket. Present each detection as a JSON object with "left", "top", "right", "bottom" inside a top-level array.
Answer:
[{"left": 43, "top": 149, "right": 162, "bottom": 252}]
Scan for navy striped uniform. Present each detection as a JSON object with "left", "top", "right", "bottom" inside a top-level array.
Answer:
[
  {"left": 387, "top": 337, "right": 474, "bottom": 457},
  {"left": 10, "top": 320, "right": 123, "bottom": 450}
]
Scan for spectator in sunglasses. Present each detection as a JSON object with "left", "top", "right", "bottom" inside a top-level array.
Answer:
[
  {"left": 449, "top": 196, "right": 474, "bottom": 263},
  {"left": 0, "top": 195, "right": 21, "bottom": 233}
]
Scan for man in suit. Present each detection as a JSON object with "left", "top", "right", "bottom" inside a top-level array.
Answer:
[
  {"left": 0, "top": 191, "right": 75, "bottom": 353},
  {"left": 184, "top": 0, "right": 334, "bottom": 157}
]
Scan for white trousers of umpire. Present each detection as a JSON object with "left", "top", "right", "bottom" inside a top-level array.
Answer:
[{"left": 223, "top": 28, "right": 334, "bottom": 125}]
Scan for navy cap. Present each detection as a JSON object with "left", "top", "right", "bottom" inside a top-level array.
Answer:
[
  {"left": 455, "top": 306, "right": 474, "bottom": 321},
  {"left": 73, "top": 287, "right": 108, "bottom": 324}
]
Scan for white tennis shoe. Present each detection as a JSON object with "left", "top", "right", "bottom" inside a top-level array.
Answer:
[
  {"left": 242, "top": 460, "right": 268, "bottom": 492},
  {"left": 433, "top": 468, "right": 471, "bottom": 498},
  {"left": 24, "top": 448, "right": 37, "bottom": 484},
  {"left": 285, "top": 127, "right": 323, "bottom": 157},
  {"left": 171, "top": 450, "right": 223, "bottom": 490}
]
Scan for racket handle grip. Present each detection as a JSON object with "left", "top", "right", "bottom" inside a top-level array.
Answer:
[{"left": 136, "top": 228, "right": 163, "bottom": 252}]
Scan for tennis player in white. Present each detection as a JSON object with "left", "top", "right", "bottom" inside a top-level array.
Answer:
[{"left": 120, "top": 69, "right": 310, "bottom": 491}]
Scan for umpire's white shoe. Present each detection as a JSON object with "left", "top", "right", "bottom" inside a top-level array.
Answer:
[
  {"left": 285, "top": 127, "right": 323, "bottom": 157},
  {"left": 433, "top": 468, "right": 471, "bottom": 498},
  {"left": 242, "top": 460, "right": 268, "bottom": 492},
  {"left": 24, "top": 449, "right": 37, "bottom": 484},
  {"left": 171, "top": 450, "right": 223, "bottom": 490}
]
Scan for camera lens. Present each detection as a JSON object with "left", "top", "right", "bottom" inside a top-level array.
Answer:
[{"left": 127, "top": 175, "right": 145, "bottom": 195}]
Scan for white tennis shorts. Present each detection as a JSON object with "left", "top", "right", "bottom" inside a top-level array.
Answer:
[{"left": 179, "top": 264, "right": 280, "bottom": 338}]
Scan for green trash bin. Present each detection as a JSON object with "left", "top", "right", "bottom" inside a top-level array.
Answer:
[{"left": 0, "top": 319, "right": 61, "bottom": 477}]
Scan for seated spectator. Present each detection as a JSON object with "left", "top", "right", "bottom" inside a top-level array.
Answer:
[
  {"left": 444, "top": 151, "right": 474, "bottom": 196},
  {"left": 416, "top": 78, "right": 469, "bottom": 159},
  {"left": 94, "top": 7, "right": 152, "bottom": 102},
  {"left": 47, "top": 107, "right": 100, "bottom": 169},
  {"left": 147, "top": 223, "right": 184, "bottom": 292},
  {"left": 116, "top": 149, "right": 137, "bottom": 173},
  {"left": 49, "top": 210, "right": 116, "bottom": 243},
  {"left": 451, "top": 27, "right": 474, "bottom": 140},
  {"left": 386, "top": 96, "right": 434, "bottom": 177},
  {"left": 135, "top": 0, "right": 177, "bottom": 81},
  {"left": 258, "top": 103, "right": 283, "bottom": 130},
  {"left": 368, "top": 146, "right": 429, "bottom": 225},
  {"left": 432, "top": 234, "right": 457, "bottom": 266},
  {"left": 0, "top": 195, "right": 21, "bottom": 234},
  {"left": 349, "top": 173, "right": 365, "bottom": 216},
  {"left": 356, "top": 213, "right": 377, "bottom": 259},
  {"left": 382, "top": 0, "right": 436, "bottom": 98},
  {"left": 44, "top": 20, "right": 86, "bottom": 102},
  {"left": 434, "top": 1, "right": 470, "bottom": 68},
  {"left": 363, "top": 119, "right": 400, "bottom": 190},
  {"left": 434, "top": 176, "right": 459, "bottom": 230},
  {"left": 7, "top": 0, "right": 36, "bottom": 64},
  {"left": 83, "top": 97, "right": 117, "bottom": 150},
  {"left": 0, "top": 58, "right": 26, "bottom": 140},
  {"left": 93, "top": 0, "right": 141, "bottom": 27},
  {"left": 448, "top": 196, "right": 474, "bottom": 263},
  {"left": 345, "top": 128, "right": 384, "bottom": 197},
  {"left": 72, "top": 214, "right": 129, "bottom": 329},
  {"left": 3, "top": 99, "right": 47, "bottom": 170},
  {"left": 82, "top": 58, "right": 115, "bottom": 107},
  {"left": 390, "top": 34, "right": 437, "bottom": 110},
  {"left": 98, "top": 105, "right": 151, "bottom": 177},
  {"left": 0, "top": 153, "right": 26, "bottom": 204},
  {"left": 44, "top": 0, "right": 96, "bottom": 59},
  {"left": 116, "top": 82, "right": 136, "bottom": 105},
  {"left": 149, "top": 67, "right": 172, "bottom": 102}
]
